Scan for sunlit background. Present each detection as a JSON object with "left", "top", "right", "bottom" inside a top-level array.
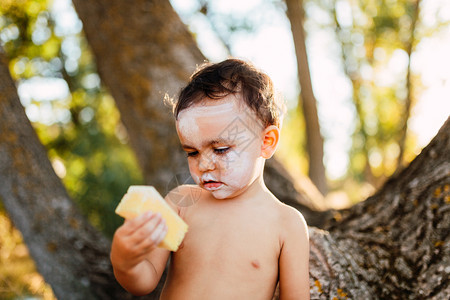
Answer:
[
  {"left": 6, "top": 0, "right": 450, "bottom": 180},
  {"left": 171, "top": 0, "right": 450, "bottom": 180},
  {"left": 0, "top": 0, "right": 449, "bottom": 298}
]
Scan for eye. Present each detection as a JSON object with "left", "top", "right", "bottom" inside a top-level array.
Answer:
[
  {"left": 186, "top": 151, "right": 199, "bottom": 157},
  {"left": 214, "top": 147, "right": 230, "bottom": 155}
]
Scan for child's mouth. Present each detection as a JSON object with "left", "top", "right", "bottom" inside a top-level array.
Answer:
[{"left": 203, "top": 180, "right": 223, "bottom": 190}]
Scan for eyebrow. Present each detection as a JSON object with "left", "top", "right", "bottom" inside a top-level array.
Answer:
[{"left": 181, "top": 138, "right": 232, "bottom": 150}]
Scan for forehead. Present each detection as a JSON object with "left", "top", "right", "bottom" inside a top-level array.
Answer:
[
  {"left": 176, "top": 95, "right": 261, "bottom": 144},
  {"left": 178, "top": 94, "right": 242, "bottom": 116}
]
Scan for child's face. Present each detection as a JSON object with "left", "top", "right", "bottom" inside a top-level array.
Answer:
[{"left": 176, "top": 94, "right": 265, "bottom": 199}]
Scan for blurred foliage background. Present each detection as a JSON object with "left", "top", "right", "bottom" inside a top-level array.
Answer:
[{"left": 0, "top": 0, "right": 449, "bottom": 298}]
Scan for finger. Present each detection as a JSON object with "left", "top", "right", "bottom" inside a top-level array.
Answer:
[
  {"left": 150, "top": 222, "right": 167, "bottom": 244},
  {"left": 129, "top": 213, "right": 163, "bottom": 243},
  {"left": 115, "top": 212, "right": 158, "bottom": 251},
  {"left": 138, "top": 221, "right": 167, "bottom": 251},
  {"left": 122, "top": 211, "right": 154, "bottom": 232},
  {"left": 155, "top": 224, "right": 168, "bottom": 246}
]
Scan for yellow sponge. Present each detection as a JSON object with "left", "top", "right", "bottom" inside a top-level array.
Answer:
[{"left": 115, "top": 185, "right": 188, "bottom": 251}]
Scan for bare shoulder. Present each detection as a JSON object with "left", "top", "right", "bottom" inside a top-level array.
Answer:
[{"left": 276, "top": 201, "right": 309, "bottom": 242}]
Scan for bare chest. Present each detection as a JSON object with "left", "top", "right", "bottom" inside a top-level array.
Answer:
[
  {"left": 161, "top": 199, "right": 282, "bottom": 299},
  {"left": 174, "top": 204, "right": 280, "bottom": 276}
]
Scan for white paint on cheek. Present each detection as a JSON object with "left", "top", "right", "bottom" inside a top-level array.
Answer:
[
  {"left": 221, "top": 151, "right": 254, "bottom": 189},
  {"left": 191, "top": 173, "right": 200, "bottom": 185}
]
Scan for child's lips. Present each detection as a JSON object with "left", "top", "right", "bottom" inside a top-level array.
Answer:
[{"left": 203, "top": 181, "right": 223, "bottom": 190}]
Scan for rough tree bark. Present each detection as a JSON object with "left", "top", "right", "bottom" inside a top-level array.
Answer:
[
  {"left": 285, "top": 0, "right": 328, "bottom": 195},
  {"left": 71, "top": 0, "right": 322, "bottom": 218},
  {"left": 307, "top": 118, "right": 450, "bottom": 299},
  {"left": 0, "top": 50, "right": 148, "bottom": 299}
]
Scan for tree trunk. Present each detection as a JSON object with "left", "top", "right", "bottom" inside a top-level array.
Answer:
[
  {"left": 285, "top": 0, "right": 328, "bottom": 195},
  {"left": 307, "top": 117, "right": 450, "bottom": 299},
  {"left": 71, "top": 0, "right": 322, "bottom": 218},
  {"left": 71, "top": 0, "right": 203, "bottom": 194},
  {"left": 0, "top": 50, "right": 149, "bottom": 300}
]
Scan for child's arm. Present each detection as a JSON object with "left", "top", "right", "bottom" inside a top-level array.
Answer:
[
  {"left": 278, "top": 207, "right": 310, "bottom": 300},
  {"left": 110, "top": 211, "right": 170, "bottom": 295}
]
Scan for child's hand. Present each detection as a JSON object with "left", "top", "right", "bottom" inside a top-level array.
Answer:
[{"left": 110, "top": 211, "right": 167, "bottom": 274}]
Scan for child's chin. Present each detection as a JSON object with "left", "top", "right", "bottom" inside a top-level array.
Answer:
[
  {"left": 209, "top": 188, "right": 243, "bottom": 200},
  {"left": 209, "top": 189, "right": 232, "bottom": 200}
]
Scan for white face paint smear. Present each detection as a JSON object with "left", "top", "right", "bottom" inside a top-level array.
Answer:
[{"left": 176, "top": 95, "right": 265, "bottom": 200}]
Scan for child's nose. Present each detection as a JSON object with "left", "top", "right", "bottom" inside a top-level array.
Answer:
[{"left": 198, "top": 153, "right": 215, "bottom": 172}]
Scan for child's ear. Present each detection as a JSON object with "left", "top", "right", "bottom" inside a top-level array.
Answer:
[{"left": 261, "top": 125, "right": 280, "bottom": 159}]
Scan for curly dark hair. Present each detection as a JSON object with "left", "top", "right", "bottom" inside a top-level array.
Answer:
[{"left": 173, "top": 58, "right": 285, "bottom": 128}]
